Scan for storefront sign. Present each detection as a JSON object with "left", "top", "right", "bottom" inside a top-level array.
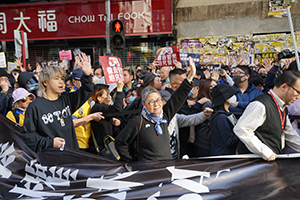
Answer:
[
  {"left": 99, "top": 56, "right": 124, "bottom": 84},
  {"left": 0, "top": 0, "right": 172, "bottom": 41}
]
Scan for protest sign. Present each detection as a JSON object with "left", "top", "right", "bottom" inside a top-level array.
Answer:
[
  {"left": 180, "top": 53, "right": 201, "bottom": 66},
  {"left": 0, "top": 52, "right": 6, "bottom": 68},
  {"left": 99, "top": 56, "right": 124, "bottom": 84},
  {"left": 59, "top": 50, "right": 72, "bottom": 61},
  {"left": 156, "top": 45, "right": 180, "bottom": 67},
  {"left": 7, "top": 62, "right": 17, "bottom": 73}
]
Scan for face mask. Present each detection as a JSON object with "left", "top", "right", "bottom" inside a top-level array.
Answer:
[
  {"left": 227, "top": 95, "right": 237, "bottom": 105},
  {"left": 233, "top": 75, "right": 246, "bottom": 85},
  {"left": 27, "top": 84, "right": 38, "bottom": 91},
  {"left": 258, "top": 73, "right": 267, "bottom": 79},
  {"left": 188, "top": 90, "right": 194, "bottom": 98},
  {"left": 27, "top": 78, "right": 39, "bottom": 91},
  {"left": 93, "top": 76, "right": 101, "bottom": 84},
  {"left": 166, "top": 77, "right": 170, "bottom": 83},
  {"left": 129, "top": 96, "right": 136, "bottom": 103}
]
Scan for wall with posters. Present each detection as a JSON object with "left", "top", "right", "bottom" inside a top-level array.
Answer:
[{"left": 178, "top": 32, "right": 300, "bottom": 67}]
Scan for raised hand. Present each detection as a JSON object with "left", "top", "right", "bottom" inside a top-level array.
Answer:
[
  {"left": 78, "top": 52, "right": 92, "bottom": 76},
  {"left": 187, "top": 56, "right": 195, "bottom": 82},
  {"left": 174, "top": 60, "right": 182, "bottom": 69}
]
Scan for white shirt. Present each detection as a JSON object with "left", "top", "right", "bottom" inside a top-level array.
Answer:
[{"left": 234, "top": 89, "right": 300, "bottom": 160}]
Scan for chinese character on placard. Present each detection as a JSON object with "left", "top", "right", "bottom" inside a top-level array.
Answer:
[
  {"left": 0, "top": 12, "right": 7, "bottom": 34},
  {"left": 13, "top": 12, "right": 31, "bottom": 33},
  {"left": 109, "top": 74, "right": 115, "bottom": 82},
  {"left": 107, "top": 67, "right": 113, "bottom": 74},
  {"left": 113, "top": 67, "right": 119, "bottom": 74},
  {"left": 38, "top": 10, "right": 57, "bottom": 32}
]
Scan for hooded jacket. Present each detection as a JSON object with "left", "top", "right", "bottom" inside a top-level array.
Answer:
[{"left": 18, "top": 72, "right": 34, "bottom": 89}]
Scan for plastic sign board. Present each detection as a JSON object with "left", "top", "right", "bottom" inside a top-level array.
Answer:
[
  {"left": 59, "top": 50, "right": 72, "bottom": 60},
  {"left": 99, "top": 56, "right": 124, "bottom": 84},
  {"left": 156, "top": 45, "right": 181, "bottom": 67},
  {"left": 7, "top": 62, "right": 17, "bottom": 73},
  {"left": 0, "top": 52, "right": 6, "bottom": 68}
]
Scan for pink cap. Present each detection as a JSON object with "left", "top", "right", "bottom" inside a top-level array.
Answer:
[{"left": 12, "top": 88, "right": 36, "bottom": 106}]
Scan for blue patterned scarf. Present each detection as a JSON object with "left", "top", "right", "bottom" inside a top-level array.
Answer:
[{"left": 141, "top": 107, "right": 167, "bottom": 135}]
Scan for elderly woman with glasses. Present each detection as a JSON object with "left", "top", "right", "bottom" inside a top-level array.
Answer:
[
  {"left": 6, "top": 88, "right": 35, "bottom": 127},
  {"left": 115, "top": 57, "right": 196, "bottom": 162}
]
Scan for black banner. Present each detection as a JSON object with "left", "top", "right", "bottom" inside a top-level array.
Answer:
[{"left": 1, "top": 114, "right": 300, "bottom": 199}]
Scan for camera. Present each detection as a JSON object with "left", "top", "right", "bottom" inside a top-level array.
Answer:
[{"left": 277, "top": 49, "right": 295, "bottom": 60}]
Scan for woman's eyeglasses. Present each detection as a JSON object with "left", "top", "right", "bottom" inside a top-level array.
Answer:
[
  {"left": 21, "top": 96, "right": 34, "bottom": 103},
  {"left": 147, "top": 98, "right": 163, "bottom": 106}
]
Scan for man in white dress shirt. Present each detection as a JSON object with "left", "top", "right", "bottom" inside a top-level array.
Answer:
[{"left": 234, "top": 71, "right": 300, "bottom": 161}]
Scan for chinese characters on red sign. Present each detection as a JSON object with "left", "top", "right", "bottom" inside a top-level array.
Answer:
[
  {"left": 0, "top": 0, "right": 172, "bottom": 41},
  {"left": 156, "top": 45, "right": 181, "bottom": 67},
  {"left": 99, "top": 56, "right": 125, "bottom": 84}
]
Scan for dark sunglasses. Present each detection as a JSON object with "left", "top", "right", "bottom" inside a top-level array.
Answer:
[{"left": 21, "top": 96, "right": 34, "bottom": 103}]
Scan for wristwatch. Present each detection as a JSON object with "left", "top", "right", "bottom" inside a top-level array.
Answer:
[{"left": 1, "top": 90, "right": 8, "bottom": 95}]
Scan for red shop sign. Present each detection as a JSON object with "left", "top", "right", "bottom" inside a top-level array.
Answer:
[{"left": 0, "top": 0, "right": 172, "bottom": 41}]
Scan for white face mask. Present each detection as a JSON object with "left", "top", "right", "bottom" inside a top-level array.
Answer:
[
  {"left": 93, "top": 76, "right": 101, "bottom": 84},
  {"left": 227, "top": 95, "right": 237, "bottom": 105}
]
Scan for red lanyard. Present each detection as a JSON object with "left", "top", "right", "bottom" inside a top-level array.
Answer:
[{"left": 269, "top": 91, "right": 285, "bottom": 130}]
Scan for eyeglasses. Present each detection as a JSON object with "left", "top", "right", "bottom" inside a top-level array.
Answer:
[
  {"left": 21, "top": 96, "right": 34, "bottom": 103},
  {"left": 147, "top": 98, "right": 163, "bottom": 106},
  {"left": 288, "top": 84, "right": 300, "bottom": 96},
  {"left": 233, "top": 72, "right": 246, "bottom": 76}
]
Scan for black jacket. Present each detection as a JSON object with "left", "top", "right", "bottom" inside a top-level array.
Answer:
[
  {"left": 90, "top": 91, "right": 123, "bottom": 153},
  {"left": 115, "top": 79, "right": 193, "bottom": 161}
]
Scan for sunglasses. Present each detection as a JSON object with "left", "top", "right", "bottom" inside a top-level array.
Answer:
[{"left": 21, "top": 96, "right": 34, "bottom": 103}]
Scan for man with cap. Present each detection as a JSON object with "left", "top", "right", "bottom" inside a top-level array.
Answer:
[
  {"left": 70, "top": 68, "right": 83, "bottom": 92},
  {"left": 0, "top": 68, "right": 13, "bottom": 115},
  {"left": 139, "top": 70, "right": 161, "bottom": 90},
  {"left": 210, "top": 83, "right": 240, "bottom": 156},
  {"left": 234, "top": 71, "right": 300, "bottom": 161},
  {"left": 159, "top": 90, "right": 213, "bottom": 159}
]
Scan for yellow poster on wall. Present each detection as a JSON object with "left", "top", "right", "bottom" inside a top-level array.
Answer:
[{"left": 268, "top": 0, "right": 291, "bottom": 17}]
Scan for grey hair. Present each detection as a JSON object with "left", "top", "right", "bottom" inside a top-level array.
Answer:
[
  {"left": 38, "top": 65, "right": 65, "bottom": 97},
  {"left": 142, "top": 86, "right": 160, "bottom": 102}
]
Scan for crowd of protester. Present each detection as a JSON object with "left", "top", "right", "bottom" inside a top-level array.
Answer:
[{"left": 1, "top": 50, "right": 300, "bottom": 162}]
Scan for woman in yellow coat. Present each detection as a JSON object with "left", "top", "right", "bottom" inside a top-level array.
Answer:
[{"left": 6, "top": 88, "right": 35, "bottom": 126}]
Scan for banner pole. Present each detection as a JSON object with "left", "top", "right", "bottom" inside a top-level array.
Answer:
[
  {"left": 106, "top": 0, "right": 111, "bottom": 55},
  {"left": 21, "top": 30, "right": 26, "bottom": 71},
  {"left": 287, "top": 7, "right": 300, "bottom": 71}
]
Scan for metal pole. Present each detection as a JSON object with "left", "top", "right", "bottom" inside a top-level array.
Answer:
[
  {"left": 287, "top": 7, "right": 300, "bottom": 71},
  {"left": 106, "top": 0, "right": 111, "bottom": 55},
  {"left": 20, "top": 30, "right": 26, "bottom": 71}
]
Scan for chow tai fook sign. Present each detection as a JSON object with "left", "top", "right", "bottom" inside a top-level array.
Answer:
[{"left": 0, "top": 0, "right": 172, "bottom": 41}]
